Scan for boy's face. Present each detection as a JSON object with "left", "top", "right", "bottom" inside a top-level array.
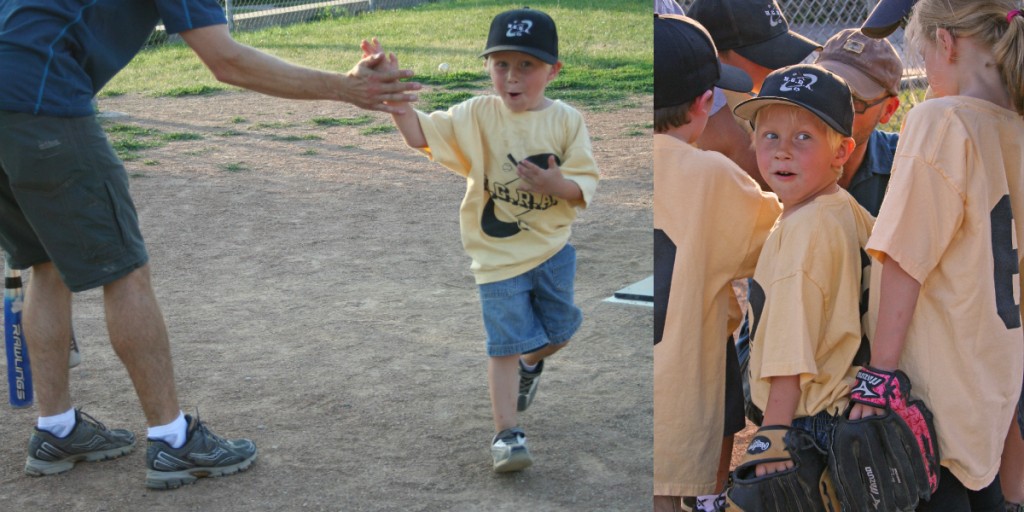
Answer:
[
  {"left": 754, "top": 105, "right": 845, "bottom": 208},
  {"left": 486, "top": 51, "right": 562, "bottom": 112}
]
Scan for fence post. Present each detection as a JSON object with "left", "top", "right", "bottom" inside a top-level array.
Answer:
[
  {"left": 225, "top": 0, "right": 234, "bottom": 31},
  {"left": 368, "top": 1, "right": 376, "bottom": 11}
]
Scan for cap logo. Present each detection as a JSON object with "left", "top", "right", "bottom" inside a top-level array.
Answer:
[
  {"left": 505, "top": 19, "right": 534, "bottom": 38},
  {"left": 842, "top": 39, "right": 865, "bottom": 54},
  {"left": 764, "top": 6, "right": 783, "bottom": 27},
  {"left": 780, "top": 72, "right": 818, "bottom": 92}
]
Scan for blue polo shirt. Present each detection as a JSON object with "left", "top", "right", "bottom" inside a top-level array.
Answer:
[
  {"left": 0, "top": 0, "right": 225, "bottom": 117},
  {"left": 847, "top": 129, "right": 899, "bottom": 217}
]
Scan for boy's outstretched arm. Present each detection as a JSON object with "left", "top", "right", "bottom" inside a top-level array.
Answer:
[
  {"left": 361, "top": 38, "right": 428, "bottom": 148},
  {"left": 849, "top": 256, "right": 921, "bottom": 420},
  {"left": 515, "top": 155, "right": 583, "bottom": 202},
  {"left": 756, "top": 375, "right": 801, "bottom": 477}
]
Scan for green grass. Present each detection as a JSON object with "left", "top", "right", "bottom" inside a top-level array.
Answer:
[
  {"left": 250, "top": 121, "right": 295, "bottom": 130},
  {"left": 160, "top": 132, "right": 204, "bottom": 141},
  {"left": 360, "top": 125, "right": 396, "bottom": 136},
  {"left": 221, "top": 162, "right": 249, "bottom": 172},
  {"left": 269, "top": 134, "right": 323, "bottom": 141},
  {"left": 101, "top": 0, "right": 650, "bottom": 109},
  {"left": 312, "top": 115, "right": 374, "bottom": 126}
]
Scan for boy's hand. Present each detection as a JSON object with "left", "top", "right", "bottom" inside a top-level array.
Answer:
[
  {"left": 516, "top": 155, "right": 581, "bottom": 201},
  {"left": 755, "top": 459, "right": 795, "bottom": 477},
  {"left": 848, "top": 403, "right": 885, "bottom": 420},
  {"left": 360, "top": 38, "right": 401, "bottom": 76}
]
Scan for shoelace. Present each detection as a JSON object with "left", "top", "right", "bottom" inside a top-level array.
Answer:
[{"left": 76, "top": 409, "right": 109, "bottom": 432}]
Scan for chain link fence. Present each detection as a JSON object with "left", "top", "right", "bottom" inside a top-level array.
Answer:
[
  {"left": 147, "top": 0, "right": 432, "bottom": 47},
  {"left": 675, "top": 0, "right": 927, "bottom": 129}
]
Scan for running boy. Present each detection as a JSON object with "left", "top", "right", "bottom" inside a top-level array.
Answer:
[
  {"left": 851, "top": 1, "right": 1024, "bottom": 509},
  {"left": 365, "top": 8, "right": 598, "bottom": 473},
  {"left": 652, "top": 14, "right": 780, "bottom": 512},
  {"left": 730, "top": 64, "right": 872, "bottom": 482}
]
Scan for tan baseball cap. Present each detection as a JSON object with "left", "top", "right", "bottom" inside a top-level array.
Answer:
[{"left": 814, "top": 28, "right": 903, "bottom": 99}]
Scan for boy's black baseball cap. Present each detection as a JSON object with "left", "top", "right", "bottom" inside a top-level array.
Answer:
[
  {"left": 862, "top": 0, "right": 917, "bottom": 38},
  {"left": 481, "top": 8, "right": 558, "bottom": 64},
  {"left": 654, "top": 14, "right": 753, "bottom": 109},
  {"left": 733, "top": 64, "right": 854, "bottom": 136},
  {"left": 688, "top": 0, "right": 821, "bottom": 70}
]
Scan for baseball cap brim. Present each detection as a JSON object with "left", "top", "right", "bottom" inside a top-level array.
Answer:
[
  {"left": 718, "top": 63, "right": 753, "bottom": 93},
  {"left": 861, "top": 0, "right": 916, "bottom": 38},
  {"left": 816, "top": 60, "right": 887, "bottom": 99},
  {"left": 734, "top": 96, "right": 852, "bottom": 136},
  {"left": 480, "top": 46, "right": 558, "bottom": 65},
  {"left": 732, "top": 30, "right": 821, "bottom": 70}
]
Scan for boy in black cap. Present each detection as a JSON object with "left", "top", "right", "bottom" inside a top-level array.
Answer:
[
  {"left": 689, "top": 0, "right": 821, "bottom": 189},
  {"left": 362, "top": 8, "right": 598, "bottom": 473},
  {"left": 653, "top": 13, "right": 780, "bottom": 512},
  {"left": 726, "top": 64, "right": 872, "bottom": 491}
]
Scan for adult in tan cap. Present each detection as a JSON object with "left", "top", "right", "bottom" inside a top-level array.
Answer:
[{"left": 814, "top": 28, "right": 903, "bottom": 216}]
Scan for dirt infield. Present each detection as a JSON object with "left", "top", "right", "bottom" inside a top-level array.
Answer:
[{"left": 0, "top": 92, "right": 652, "bottom": 511}]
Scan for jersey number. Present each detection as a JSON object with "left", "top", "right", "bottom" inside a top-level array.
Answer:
[{"left": 991, "top": 195, "right": 1021, "bottom": 330}]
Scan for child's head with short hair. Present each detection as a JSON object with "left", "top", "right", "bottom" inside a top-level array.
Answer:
[
  {"left": 734, "top": 64, "right": 856, "bottom": 209},
  {"left": 905, "top": 0, "right": 1024, "bottom": 115},
  {"left": 480, "top": 8, "right": 562, "bottom": 113},
  {"left": 653, "top": 14, "right": 752, "bottom": 139}
]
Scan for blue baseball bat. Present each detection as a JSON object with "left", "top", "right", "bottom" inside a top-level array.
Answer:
[{"left": 4, "top": 264, "right": 33, "bottom": 408}]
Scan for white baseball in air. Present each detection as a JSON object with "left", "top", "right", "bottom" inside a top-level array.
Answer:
[{"left": 438, "top": 62, "right": 450, "bottom": 73}]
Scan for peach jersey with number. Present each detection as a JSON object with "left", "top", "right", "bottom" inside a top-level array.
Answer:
[
  {"left": 415, "top": 96, "right": 599, "bottom": 284},
  {"left": 866, "top": 97, "right": 1024, "bottom": 490},
  {"left": 748, "top": 190, "right": 874, "bottom": 419},
  {"left": 653, "top": 134, "right": 780, "bottom": 496}
]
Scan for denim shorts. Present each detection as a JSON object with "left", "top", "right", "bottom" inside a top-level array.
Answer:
[
  {"left": 0, "top": 111, "right": 148, "bottom": 291},
  {"left": 477, "top": 244, "right": 583, "bottom": 357},
  {"left": 791, "top": 410, "right": 840, "bottom": 450}
]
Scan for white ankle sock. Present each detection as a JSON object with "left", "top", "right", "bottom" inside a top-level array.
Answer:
[
  {"left": 520, "top": 359, "right": 538, "bottom": 373},
  {"left": 695, "top": 494, "right": 722, "bottom": 512},
  {"left": 38, "top": 407, "right": 76, "bottom": 438},
  {"left": 147, "top": 411, "right": 187, "bottom": 448}
]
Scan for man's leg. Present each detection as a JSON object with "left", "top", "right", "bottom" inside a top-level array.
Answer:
[
  {"left": 22, "top": 262, "right": 73, "bottom": 417},
  {"left": 103, "top": 264, "right": 180, "bottom": 427}
]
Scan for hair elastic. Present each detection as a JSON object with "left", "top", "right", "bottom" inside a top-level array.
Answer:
[{"left": 1009, "top": 9, "right": 1023, "bottom": 22}]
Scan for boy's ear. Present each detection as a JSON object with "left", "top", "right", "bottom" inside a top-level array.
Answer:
[
  {"left": 689, "top": 89, "right": 715, "bottom": 118},
  {"left": 832, "top": 137, "right": 856, "bottom": 168},
  {"left": 547, "top": 61, "right": 563, "bottom": 81}
]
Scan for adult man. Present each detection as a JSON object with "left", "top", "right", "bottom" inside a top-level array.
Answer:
[
  {"left": 0, "top": 0, "right": 419, "bottom": 489},
  {"left": 814, "top": 28, "right": 902, "bottom": 216}
]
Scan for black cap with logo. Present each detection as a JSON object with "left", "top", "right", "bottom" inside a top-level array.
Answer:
[
  {"left": 861, "top": 0, "right": 918, "bottom": 38},
  {"left": 688, "top": 0, "right": 821, "bottom": 70},
  {"left": 733, "top": 64, "right": 854, "bottom": 136},
  {"left": 654, "top": 14, "right": 753, "bottom": 109},
  {"left": 481, "top": 8, "right": 558, "bottom": 64}
]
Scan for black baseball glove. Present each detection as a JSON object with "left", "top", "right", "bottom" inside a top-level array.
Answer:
[
  {"left": 828, "top": 367, "right": 940, "bottom": 512},
  {"left": 724, "top": 426, "right": 840, "bottom": 512}
]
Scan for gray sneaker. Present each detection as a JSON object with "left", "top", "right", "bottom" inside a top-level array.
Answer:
[
  {"left": 25, "top": 409, "right": 136, "bottom": 476},
  {"left": 145, "top": 414, "right": 257, "bottom": 489},
  {"left": 517, "top": 359, "right": 543, "bottom": 411},
  {"left": 491, "top": 427, "right": 532, "bottom": 473}
]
